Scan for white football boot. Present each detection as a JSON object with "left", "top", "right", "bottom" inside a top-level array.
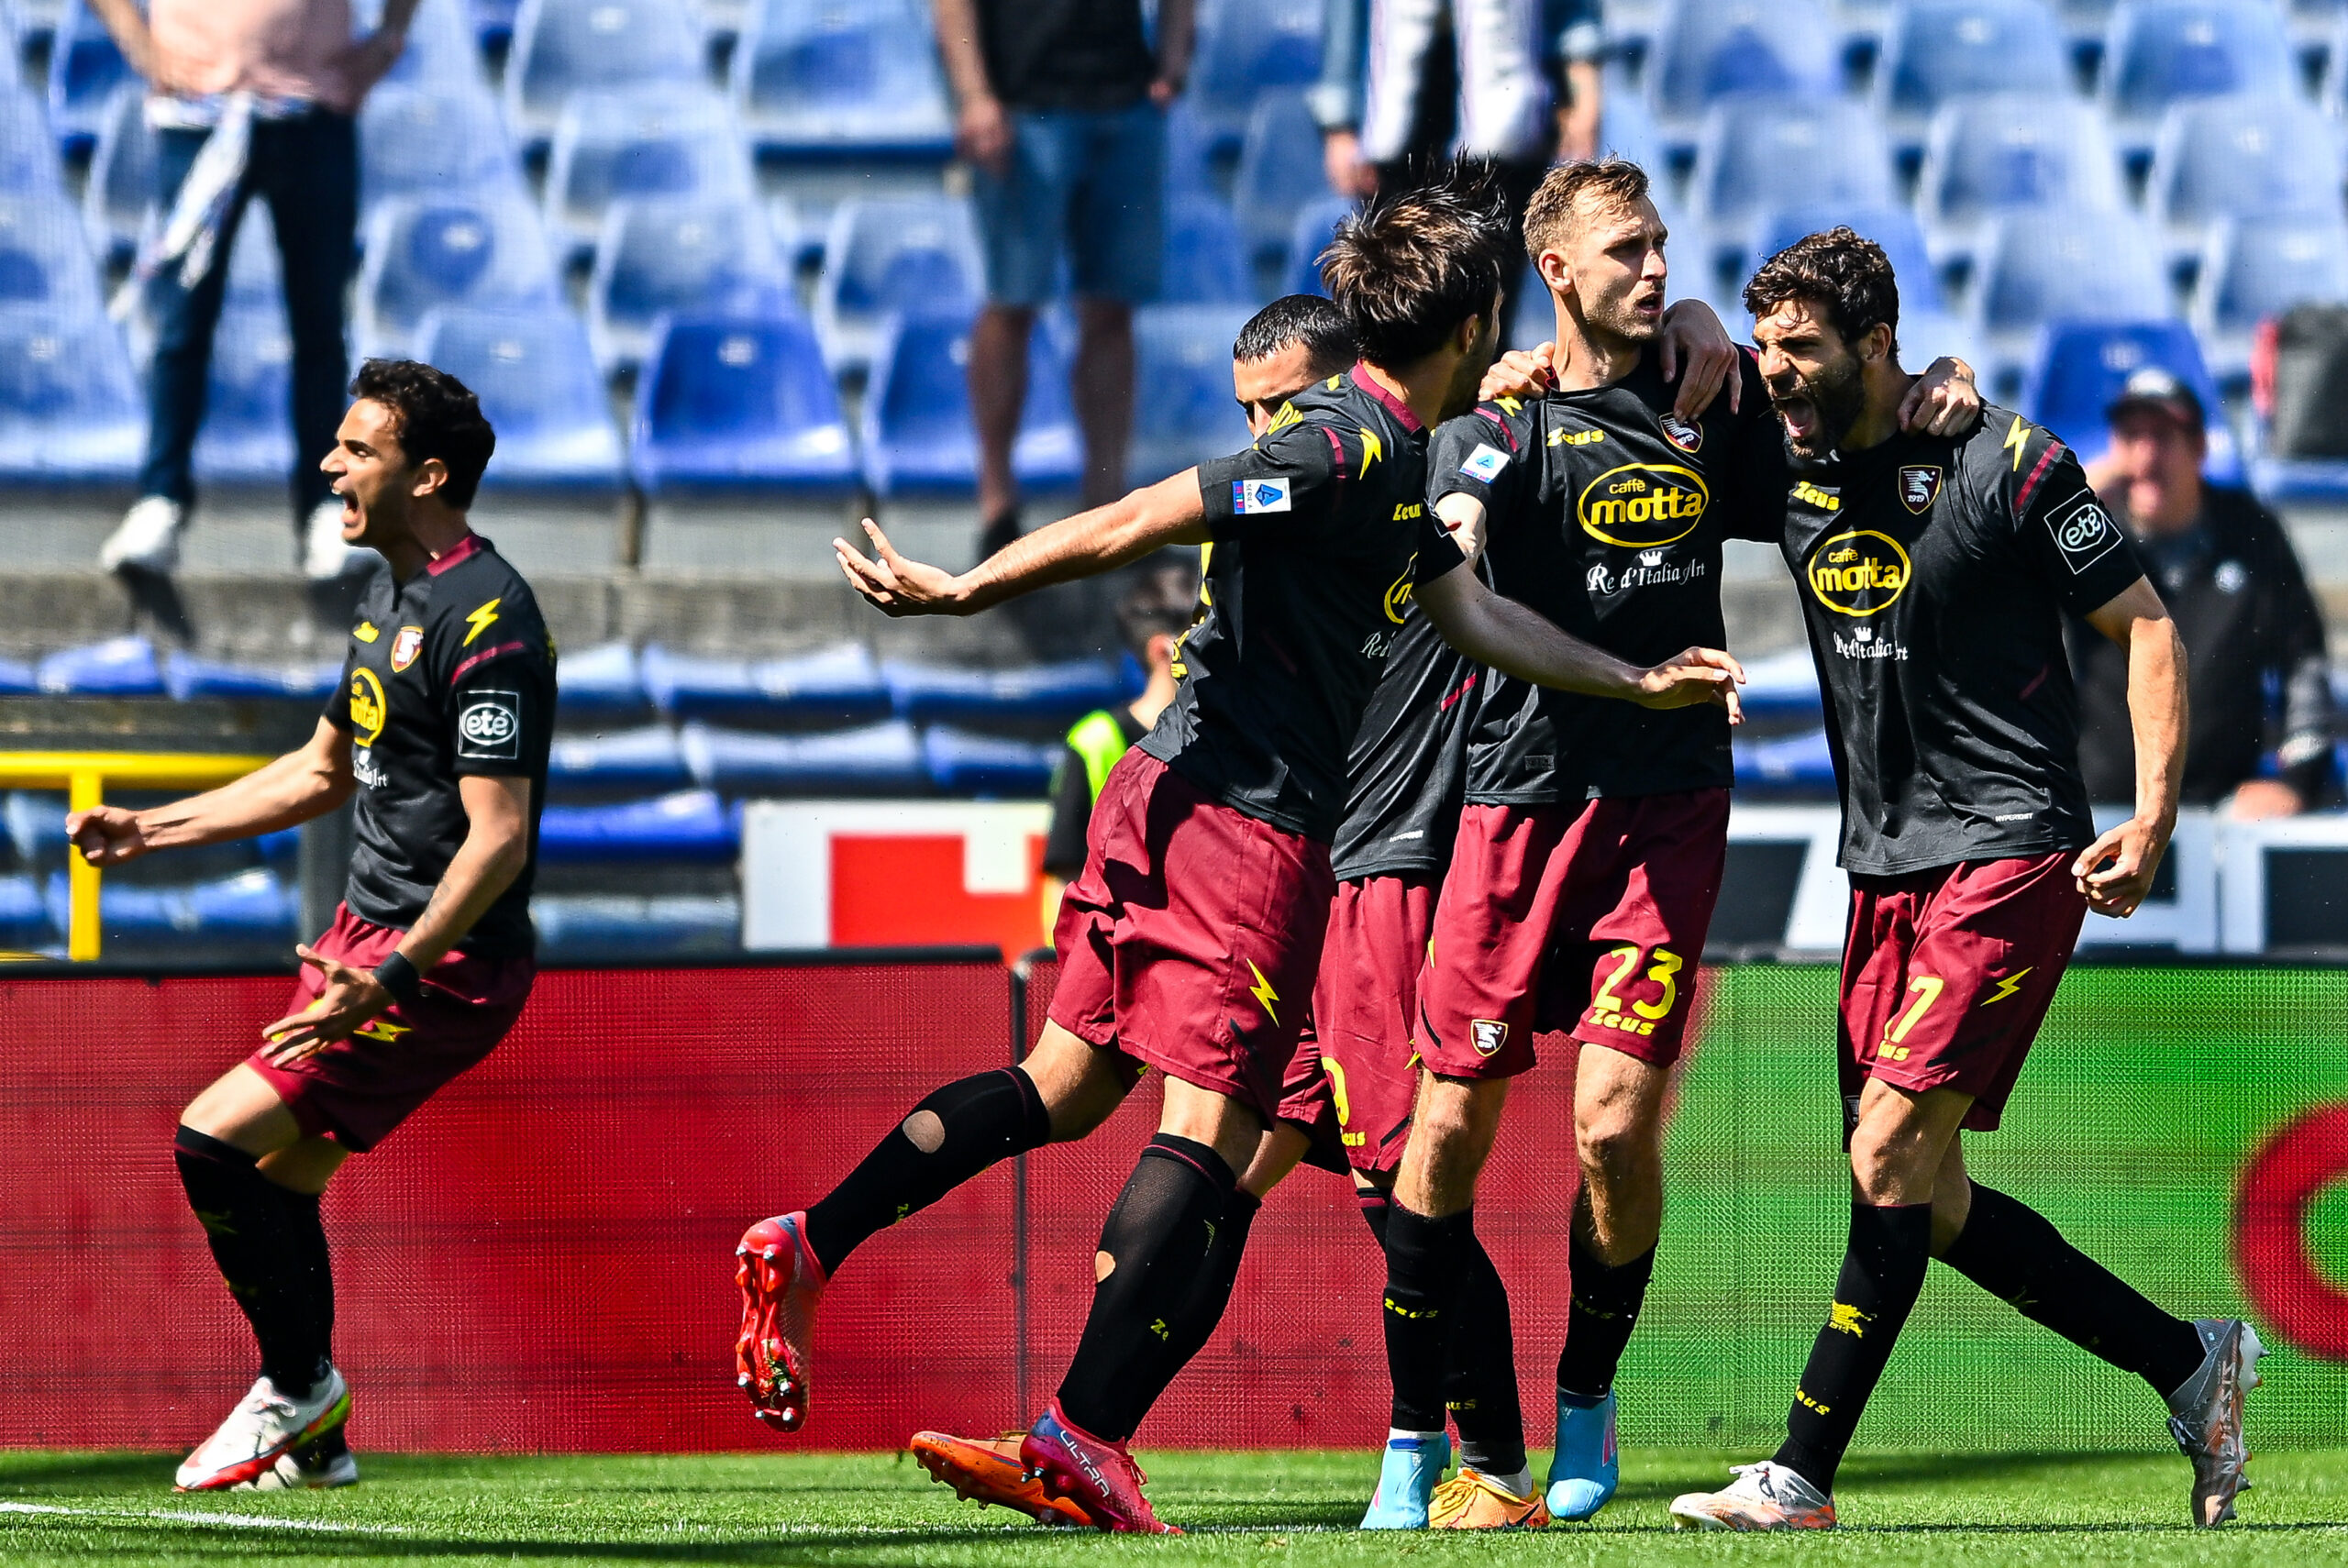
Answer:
[
  {"left": 99, "top": 496, "right": 185, "bottom": 577},
  {"left": 174, "top": 1368, "right": 351, "bottom": 1491},
  {"left": 1669, "top": 1461, "right": 1837, "bottom": 1530},
  {"left": 2168, "top": 1317, "right": 2264, "bottom": 1527},
  {"left": 247, "top": 1430, "right": 360, "bottom": 1490}
]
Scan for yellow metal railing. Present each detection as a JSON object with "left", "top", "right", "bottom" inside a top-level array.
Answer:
[{"left": 0, "top": 752, "right": 269, "bottom": 961}]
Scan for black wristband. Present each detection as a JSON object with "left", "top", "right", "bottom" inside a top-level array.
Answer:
[{"left": 373, "top": 950, "right": 423, "bottom": 1009}]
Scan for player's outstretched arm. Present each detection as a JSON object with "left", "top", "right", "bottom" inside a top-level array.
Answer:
[
  {"left": 1416, "top": 561, "right": 1745, "bottom": 720},
  {"left": 260, "top": 774, "right": 532, "bottom": 1059},
  {"left": 2073, "top": 578, "right": 2187, "bottom": 918},
  {"left": 66, "top": 717, "right": 354, "bottom": 867},
  {"left": 1899, "top": 357, "right": 1980, "bottom": 436},
  {"left": 836, "top": 471, "right": 1212, "bottom": 618}
]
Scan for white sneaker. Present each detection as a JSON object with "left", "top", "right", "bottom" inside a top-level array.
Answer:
[
  {"left": 245, "top": 1442, "right": 360, "bottom": 1490},
  {"left": 99, "top": 496, "right": 185, "bottom": 577},
  {"left": 173, "top": 1367, "right": 351, "bottom": 1492},
  {"left": 304, "top": 500, "right": 372, "bottom": 581},
  {"left": 1668, "top": 1461, "right": 1837, "bottom": 1531},
  {"left": 2168, "top": 1317, "right": 2264, "bottom": 1527}
]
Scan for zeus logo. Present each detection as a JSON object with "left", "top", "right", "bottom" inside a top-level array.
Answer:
[
  {"left": 1246, "top": 959, "right": 1279, "bottom": 1024},
  {"left": 1982, "top": 968, "right": 2033, "bottom": 1006}
]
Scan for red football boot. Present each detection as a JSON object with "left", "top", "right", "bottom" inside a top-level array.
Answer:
[
  {"left": 1020, "top": 1401, "right": 1180, "bottom": 1534},
  {"left": 735, "top": 1211, "right": 825, "bottom": 1432},
  {"left": 911, "top": 1430, "right": 1094, "bottom": 1526}
]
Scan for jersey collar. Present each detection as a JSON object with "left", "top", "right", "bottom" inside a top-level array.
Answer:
[
  {"left": 1349, "top": 363, "right": 1424, "bottom": 434},
  {"left": 424, "top": 531, "right": 484, "bottom": 576}
]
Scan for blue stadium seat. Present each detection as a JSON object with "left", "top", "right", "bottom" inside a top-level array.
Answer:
[
  {"left": 1916, "top": 94, "right": 2126, "bottom": 266},
  {"left": 860, "top": 311, "right": 1081, "bottom": 498},
  {"left": 0, "top": 75, "right": 63, "bottom": 198},
  {"left": 186, "top": 215, "right": 294, "bottom": 485},
  {"left": 162, "top": 652, "right": 340, "bottom": 701},
  {"left": 2193, "top": 214, "right": 2348, "bottom": 379},
  {"left": 586, "top": 197, "right": 792, "bottom": 372},
  {"left": 0, "top": 873, "right": 45, "bottom": 952},
  {"left": 36, "top": 635, "right": 161, "bottom": 695},
  {"left": 4, "top": 789, "right": 64, "bottom": 859},
  {"left": 730, "top": 0, "right": 953, "bottom": 159},
  {"left": 1129, "top": 303, "right": 1255, "bottom": 485},
  {"left": 1873, "top": 0, "right": 2071, "bottom": 148},
  {"left": 1733, "top": 726, "right": 1837, "bottom": 791},
  {"left": 2146, "top": 96, "right": 2342, "bottom": 260},
  {"left": 0, "top": 315, "right": 143, "bottom": 482},
  {"left": 681, "top": 718, "right": 927, "bottom": 793},
  {"left": 641, "top": 641, "right": 890, "bottom": 723},
  {"left": 362, "top": 0, "right": 486, "bottom": 93},
  {"left": 504, "top": 0, "right": 706, "bottom": 144},
  {"left": 2100, "top": 0, "right": 2295, "bottom": 147},
  {"left": 1966, "top": 205, "right": 2172, "bottom": 381},
  {"left": 630, "top": 311, "right": 858, "bottom": 495},
  {"left": 356, "top": 194, "right": 561, "bottom": 357},
  {"left": 0, "top": 189, "right": 105, "bottom": 324},
  {"left": 541, "top": 86, "right": 755, "bottom": 259},
  {"left": 811, "top": 194, "right": 980, "bottom": 370},
  {"left": 1162, "top": 193, "right": 1254, "bottom": 305},
  {"left": 537, "top": 789, "right": 739, "bottom": 864},
  {"left": 0, "top": 657, "right": 33, "bottom": 694},
  {"left": 81, "top": 83, "right": 151, "bottom": 264},
  {"left": 470, "top": 0, "right": 523, "bottom": 49},
  {"left": 1597, "top": 65, "right": 1665, "bottom": 168},
  {"left": 923, "top": 726, "right": 1058, "bottom": 796},
  {"left": 533, "top": 894, "right": 739, "bottom": 958},
  {"left": 1191, "top": 0, "right": 1323, "bottom": 145},
  {"left": 1689, "top": 95, "right": 1894, "bottom": 259},
  {"left": 1163, "top": 99, "right": 1223, "bottom": 198},
  {"left": 1735, "top": 647, "right": 1824, "bottom": 722},
  {"left": 549, "top": 639, "right": 645, "bottom": 720},
  {"left": 1284, "top": 195, "right": 1356, "bottom": 298},
  {"left": 2022, "top": 318, "right": 2236, "bottom": 478},
  {"left": 46, "top": 0, "right": 130, "bottom": 156},
  {"left": 38, "top": 868, "right": 297, "bottom": 946},
  {"left": 548, "top": 724, "right": 691, "bottom": 796},
  {"left": 882, "top": 657, "right": 1128, "bottom": 724},
  {"left": 415, "top": 304, "right": 626, "bottom": 491},
  {"left": 1231, "top": 90, "right": 1326, "bottom": 277},
  {"left": 358, "top": 86, "right": 525, "bottom": 223},
  {"left": 1748, "top": 204, "right": 1944, "bottom": 314},
  {"left": 1648, "top": 0, "right": 1843, "bottom": 129}
]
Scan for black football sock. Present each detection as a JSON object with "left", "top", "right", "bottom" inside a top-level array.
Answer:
[
  {"left": 173, "top": 1126, "right": 320, "bottom": 1397},
  {"left": 1055, "top": 1134, "right": 1235, "bottom": 1441},
  {"left": 1157, "top": 1187, "right": 1262, "bottom": 1375},
  {"left": 801, "top": 1066, "right": 1051, "bottom": 1275},
  {"left": 1773, "top": 1203, "right": 1932, "bottom": 1496},
  {"left": 269, "top": 1180, "right": 335, "bottom": 1389},
  {"left": 1940, "top": 1183, "right": 2206, "bottom": 1397},
  {"left": 1555, "top": 1230, "right": 1656, "bottom": 1403},
  {"left": 1447, "top": 1231, "right": 1527, "bottom": 1479},
  {"left": 1381, "top": 1201, "right": 1476, "bottom": 1435}
]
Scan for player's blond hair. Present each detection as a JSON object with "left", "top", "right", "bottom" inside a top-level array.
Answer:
[{"left": 1521, "top": 159, "right": 1652, "bottom": 262}]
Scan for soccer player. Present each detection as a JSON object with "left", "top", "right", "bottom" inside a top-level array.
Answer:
[
  {"left": 1378, "top": 160, "right": 1981, "bottom": 1529},
  {"left": 66, "top": 361, "right": 553, "bottom": 1492},
  {"left": 737, "top": 167, "right": 1747, "bottom": 1533},
  {"left": 1667, "top": 229, "right": 2255, "bottom": 1532}
]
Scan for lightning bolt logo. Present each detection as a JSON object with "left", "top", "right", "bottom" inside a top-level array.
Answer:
[
  {"left": 462, "top": 598, "right": 502, "bottom": 646},
  {"left": 354, "top": 1018, "right": 413, "bottom": 1043},
  {"left": 1245, "top": 959, "right": 1279, "bottom": 1024},
  {"left": 1982, "top": 968, "right": 2032, "bottom": 1006},
  {"left": 2004, "top": 415, "right": 2031, "bottom": 471},
  {"left": 1357, "top": 427, "right": 1382, "bottom": 477}
]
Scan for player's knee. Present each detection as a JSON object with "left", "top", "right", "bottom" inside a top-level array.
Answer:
[
  {"left": 1846, "top": 1117, "right": 1936, "bottom": 1204},
  {"left": 1573, "top": 1102, "right": 1658, "bottom": 1182}
]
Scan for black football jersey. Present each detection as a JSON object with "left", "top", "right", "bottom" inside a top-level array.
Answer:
[
  {"left": 324, "top": 535, "right": 557, "bottom": 956},
  {"left": 1328, "top": 597, "right": 1482, "bottom": 881},
  {"left": 1431, "top": 355, "right": 1785, "bottom": 806},
  {"left": 1774, "top": 407, "right": 2147, "bottom": 876},
  {"left": 1143, "top": 365, "right": 1457, "bottom": 840}
]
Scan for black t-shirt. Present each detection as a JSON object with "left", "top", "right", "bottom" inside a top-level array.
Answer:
[
  {"left": 1041, "top": 705, "right": 1149, "bottom": 878},
  {"left": 1329, "top": 599, "right": 1482, "bottom": 881},
  {"left": 1431, "top": 356, "right": 1784, "bottom": 806},
  {"left": 1145, "top": 365, "right": 1455, "bottom": 840},
  {"left": 1774, "top": 408, "right": 2147, "bottom": 877},
  {"left": 980, "top": 0, "right": 1157, "bottom": 111},
  {"left": 325, "top": 536, "right": 557, "bottom": 957}
]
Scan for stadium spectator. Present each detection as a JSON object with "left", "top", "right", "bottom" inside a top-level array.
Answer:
[
  {"left": 2073, "top": 368, "right": 2336, "bottom": 818},
  {"left": 94, "top": 0, "right": 417, "bottom": 586},
  {"left": 934, "top": 0, "right": 1192, "bottom": 560},
  {"left": 1038, "top": 564, "right": 1196, "bottom": 945}
]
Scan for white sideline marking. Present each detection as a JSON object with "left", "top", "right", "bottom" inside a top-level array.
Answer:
[{"left": 0, "top": 1500, "right": 404, "bottom": 1534}]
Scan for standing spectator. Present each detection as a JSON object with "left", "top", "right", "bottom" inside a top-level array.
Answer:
[
  {"left": 1311, "top": 1, "right": 1603, "bottom": 338},
  {"left": 2073, "top": 368, "right": 2335, "bottom": 816},
  {"left": 934, "top": 0, "right": 1193, "bottom": 560},
  {"left": 94, "top": 0, "right": 417, "bottom": 586}
]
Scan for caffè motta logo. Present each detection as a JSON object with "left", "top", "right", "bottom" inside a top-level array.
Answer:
[
  {"left": 1577, "top": 463, "right": 1709, "bottom": 548},
  {"left": 1807, "top": 529, "right": 1913, "bottom": 617}
]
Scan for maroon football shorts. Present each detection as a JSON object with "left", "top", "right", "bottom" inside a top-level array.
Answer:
[
  {"left": 1297, "top": 871, "right": 1437, "bottom": 1174},
  {"left": 1838, "top": 852, "right": 2086, "bottom": 1133},
  {"left": 1416, "top": 789, "right": 1729, "bottom": 1080},
  {"left": 1049, "top": 751, "right": 1336, "bottom": 1123},
  {"left": 1272, "top": 1012, "right": 1352, "bottom": 1177},
  {"left": 245, "top": 903, "right": 534, "bottom": 1153}
]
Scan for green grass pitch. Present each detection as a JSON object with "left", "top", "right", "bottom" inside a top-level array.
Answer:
[{"left": 3, "top": 1449, "right": 2344, "bottom": 1565}]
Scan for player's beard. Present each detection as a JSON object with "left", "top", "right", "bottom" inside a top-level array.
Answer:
[
  {"left": 1770, "top": 350, "right": 1866, "bottom": 459},
  {"left": 1588, "top": 282, "right": 1662, "bottom": 348}
]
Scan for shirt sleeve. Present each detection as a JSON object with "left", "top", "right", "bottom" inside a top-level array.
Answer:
[
  {"left": 433, "top": 591, "right": 557, "bottom": 778},
  {"left": 1999, "top": 423, "right": 2147, "bottom": 615},
  {"left": 1196, "top": 411, "right": 1346, "bottom": 544},
  {"left": 323, "top": 648, "right": 357, "bottom": 732},
  {"left": 1040, "top": 745, "right": 1094, "bottom": 878},
  {"left": 1422, "top": 402, "right": 1534, "bottom": 582},
  {"left": 1722, "top": 357, "right": 1790, "bottom": 543}
]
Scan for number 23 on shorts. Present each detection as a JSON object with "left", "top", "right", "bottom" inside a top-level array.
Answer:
[{"left": 1588, "top": 945, "right": 1683, "bottom": 1038}]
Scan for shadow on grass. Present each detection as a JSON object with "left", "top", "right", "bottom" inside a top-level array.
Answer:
[{"left": 0, "top": 1451, "right": 173, "bottom": 1489}]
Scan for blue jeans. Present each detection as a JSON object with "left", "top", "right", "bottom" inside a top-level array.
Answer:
[
  {"left": 972, "top": 102, "right": 1165, "bottom": 307},
  {"left": 139, "top": 108, "right": 357, "bottom": 521}
]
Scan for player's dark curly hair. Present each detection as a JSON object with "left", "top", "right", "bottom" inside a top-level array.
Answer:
[
  {"left": 1232, "top": 293, "right": 1356, "bottom": 378},
  {"left": 1743, "top": 226, "right": 1902, "bottom": 359},
  {"left": 1318, "top": 159, "right": 1513, "bottom": 369},
  {"left": 350, "top": 358, "right": 497, "bottom": 510}
]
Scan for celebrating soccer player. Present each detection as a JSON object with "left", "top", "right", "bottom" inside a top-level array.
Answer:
[
  {"left": 1667, "top": 229, "right": 2255, "bottom": 1532},
  {"left": 737, "top": 164, "right": 1748, "bottom": 1533},
  {"left": 1378, "top": 160, "right": 1980, "bottom": 1529},
  {"left": 66, "top": 363, "right": 555, "bottom": 1492}
]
